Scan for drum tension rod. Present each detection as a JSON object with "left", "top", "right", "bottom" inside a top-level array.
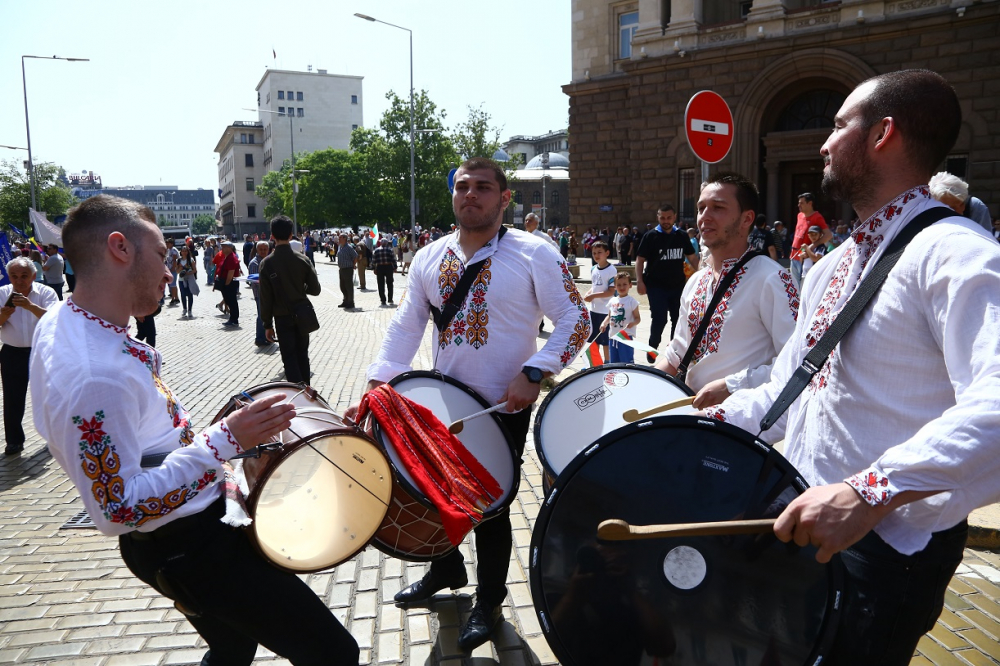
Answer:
[{"left": 232, "top": 442, "right": 283, "bottom": 460}]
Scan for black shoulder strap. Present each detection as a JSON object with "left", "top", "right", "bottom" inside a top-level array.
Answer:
[
  {"left": 676, "top": 252, "right": 761, "bottom": 382},
  {"left": 429, "top": 227, "right": 506, "bottom": 333},
  {"left": 758, "top": 206, "right": 951, "bottom": 433}
]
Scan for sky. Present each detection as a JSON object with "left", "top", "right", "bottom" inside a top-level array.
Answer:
[{"left": 1, "top": 0, "right": 571, "bottom": 192}]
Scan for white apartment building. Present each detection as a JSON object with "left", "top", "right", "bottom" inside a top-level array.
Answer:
[
  {"left": 75, "top": 186, "right": 216, "bottom": 227},
  {"left": 215, "top": 121, "right": 267, "bottom": 238},
  {"left": 256, "top": 68, "right": 364, "bottom": 171}
]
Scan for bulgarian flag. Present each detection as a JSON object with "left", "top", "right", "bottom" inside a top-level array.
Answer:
[
  {"left": 614, "top": 330, "right": 658, "bottom": 359},
  {"left": 584, "top": 341, "right": 603, "bottom": 367},
  {"left": 369, "top": 222, "right": 379, "bottom": 240}
]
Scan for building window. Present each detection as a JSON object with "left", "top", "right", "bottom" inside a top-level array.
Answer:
[
  {"left": 247, "top": 204, "right": 256, "bottom": 218},
  {"left": 552, "top": 191, "right": 560, "bottom": 207},
  {"left": 248, "top": 135, "right": 255, "bottom": 144},
  {"left": 678, "top": 168, "right": 698, "bottom": 226},
  {"left": 619, "top": 11, "right": 639, "bottom": 59},
  {"left": 533, "top": 191, "right": 541, "bottom": 205},
  {"left": 246, "top": 178, "right": 254, "bottom": 191},
  {"left": 245, "top": 154, "right": 254, "bottom": 167},
  {"left": 278, "top": 106, "right": 285, "bottom": 115},
  {"left": 351, "top": 95, "right": 358, "bottom": 104},
  {"left": 514, "top": 190, "right": 523, "bottom": 204},
  {"left": 296, "top": 91, "right": 303, "bottom": 101},
  {"left": 945, "top": 155, "right": 968, "bottom": 179},
  {"left": 297, "top": 107, "right": 304, "bottom": 117},
  {"left": 352, "top": 124, "right": 359, "bottom": 131},
  {"left": 266, "top": 93, "right": 270, "bottom": 104},
  {"left": 240, "top": 133, "right": 247, "bottom": 144},
  {"left": 278, "top": 91, "right": 284, "bottom": 100},
  {"left": 287, "top": 91, "right": 294, "bottom": 100}
]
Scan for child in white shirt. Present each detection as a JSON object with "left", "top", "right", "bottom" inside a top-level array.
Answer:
[
  {"left": 584, "top": 241, "right": 617, "bottom": 362},
  {"left": 601, "top": 271, "right": 641, "bottom": 364}
]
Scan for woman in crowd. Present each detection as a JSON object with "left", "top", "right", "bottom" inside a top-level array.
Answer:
[{"left": 177, "top": 245, "right": 200, "bottom": 317}]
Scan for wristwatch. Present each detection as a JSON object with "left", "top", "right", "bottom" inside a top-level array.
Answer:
[{"left": 521, "top": 366, "right": 544, "bottom": 384}]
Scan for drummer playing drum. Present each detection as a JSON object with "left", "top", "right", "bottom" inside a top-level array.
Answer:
[
  {"left": 655, "top": 172, "right": 798, "bottom": 410},
  {"left": 703, "top": 70, "right": 1000, "bottom": 663},
  {"left": 347, "top": 157, "right": 591, "bottom": 652}
]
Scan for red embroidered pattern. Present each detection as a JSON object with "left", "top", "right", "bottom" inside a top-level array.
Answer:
[
  {"left": 685, "top": 258, "right": 749, "bottom": 366},
  {"left": 559, "top": 260, "right": 590, "bottom": 366},
  {"left": 219, "top": 421, "right": 244, "bottom": 456},
  {"left": 74, "top": 411, "right": 216, "bottom": 527},
  {"left": 705, "top": 406, "right": 727, "bottom": 422},
  {"left": 436, "top": 251, "right": 492, "bottom": 350},
  {"left": 67, "top": 299, "right": 128, "bottom": 334},
  {"left": 778, "top": 269, "right": 799, "bottom": 321},
  {"left": 803, "top": 187, "right": 931, "bottom": 393},
  {"left": 846, "top": 468, "right": 892, "bottom": 506}
]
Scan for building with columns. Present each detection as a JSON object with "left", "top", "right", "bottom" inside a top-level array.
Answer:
[{"left": 567, "top": 0, "right": 998, "bottom": 231}]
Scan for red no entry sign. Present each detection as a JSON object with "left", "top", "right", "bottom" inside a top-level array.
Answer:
[{"left": 684, "top": 91, "right": 734, "bottom": 164}]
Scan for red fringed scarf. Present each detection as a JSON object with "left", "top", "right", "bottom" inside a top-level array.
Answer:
[{"left": 357, "top": 385, "right": 502, "bottom": 545}]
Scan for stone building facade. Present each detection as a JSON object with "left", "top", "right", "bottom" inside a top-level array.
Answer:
[
  {"left": 566, "top": 0, "right": 999, "bottom": 231},
  {"left": 215, "top": 121, "right": 267, "bottom": 238}
]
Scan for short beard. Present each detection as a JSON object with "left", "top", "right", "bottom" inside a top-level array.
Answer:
[
  {"left": 821, "top": 135, "right": 879, "bottom": 212},
  {"left": 457, "top": 198, "right": 505, "bottom": 233}
]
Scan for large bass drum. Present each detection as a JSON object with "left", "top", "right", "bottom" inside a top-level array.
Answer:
[
  {"left": 529, "top": 415, "right": 842, "bottom": 666},
  {"left": 534, "top": 363, "right": 694, "bottom": 489}
]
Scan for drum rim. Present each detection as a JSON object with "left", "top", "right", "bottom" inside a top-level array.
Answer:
[
  {"left": 528, "top": 414, "right": 844, "bottom": 666},
  {"left": 532, "top": 363, "right": 694, "bottom": 479},
  {"left": 210, "top": 381, "right": 330, "bottom": 425},
  {"left": 245, "top": 427, "right": 393, "bottom": 574},
  {"left": 372, "top": 369, "right": 520, "bottom": 518}
]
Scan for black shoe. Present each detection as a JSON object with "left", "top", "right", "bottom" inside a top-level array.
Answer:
[
  {"left": 223, "top": 321, "right": 239, "bottom": 327},
  {"left": 646, "top": 352, "right": 657, "bottom": 364},
  {"left": 4, "top": 445, "right": 24, "bottom": 456},
  {"left": 457, "top": 600, "right": 502, "bottom": 651},
  {"left": 337, "top": 303, "right": 348, "bottom": 308},
  {"left": 343, "top": 304, "right": 355, "bottom": 309},
  {"left": 394, "top": 569, "right": 468, "bottom": 604}
]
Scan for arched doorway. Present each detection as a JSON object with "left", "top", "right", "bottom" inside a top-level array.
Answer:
[{"left": 760, "top": 84, "right": 849, "bottom": 228}]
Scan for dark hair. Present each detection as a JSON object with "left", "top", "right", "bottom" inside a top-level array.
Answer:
[
  {"left": 270, "top": 215, "right": 294, "bottom": 241},
  {"left": 62, "top": 195, "right": 153, "bottom": 278},
  {"left": 856, "top": 69, "right": 961, "bottom": 175},
  {"left": 657, "top": 204, "right": 675, "bottom": 214},
  {"left": 706, "top": 172, "right": 760, "bottom": 216},
  {"left": 615, "top": 271, "right": 632, "bottom": 283},
  {"left": 458, "top": 157, "right": 508, "bottom": 191},
  {"left": 591, "top": 240, "right": 609, "bottom": 252},
  {"left": 798, "top": 192, "right": 815, "bottom": 203}
]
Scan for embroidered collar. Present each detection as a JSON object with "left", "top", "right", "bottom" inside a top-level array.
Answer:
[
  {"left": 446, "top": 227, "right": 503, "bottom": 265},
  {"left": 66, "top": 298, "right": 129, "bottom": 335}
]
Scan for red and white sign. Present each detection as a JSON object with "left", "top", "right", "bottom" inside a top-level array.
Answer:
[{"left": 684, "top": 91, "right": 734, "bottom": 164}]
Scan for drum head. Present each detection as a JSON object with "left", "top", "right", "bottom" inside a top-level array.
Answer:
[
  {"left": 534, "top": 364, "right": 694, "bottom": 478},
  {"left": 530, "top": 416, "right": 842, "bottom": 666},
  {"left": 379, "top": 371, "right": 517, "bottom": 515},
  {"left": 250, "top": 433, "right": 393, "bottom": 573}
]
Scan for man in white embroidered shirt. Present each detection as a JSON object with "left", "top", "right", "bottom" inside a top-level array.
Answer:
[
  {"left": 32, "top": 195, "right": 360, "bottom": 665},
  {"left": 347, "top": 157, "right": 590, "bottom": 652},
  {"left": 703, "top": 70, "right": 1000, "bottom": 663},
  {"left": 654, "top": 172, "right": 798, "bottom": 409}
]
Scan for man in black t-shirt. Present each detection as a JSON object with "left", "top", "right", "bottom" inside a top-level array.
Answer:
[
  {"left": 748, "top": 216, "right": 777, "bottom": 260},
  {"left": 635, "top": 205, "right": 700, "bottom": 360}
]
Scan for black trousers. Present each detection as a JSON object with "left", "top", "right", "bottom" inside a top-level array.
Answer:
[
  {"left": 1, "top": 345, "right": 31, "bottom": 450},
  {"left": 645, "top": 283, "right": 683, "bottom": 349},
  {"left": 826, "top": 520, "right": 968, "bottom": 665},
  {"left": 135, "top": 316, "right": 156, "bottom": 348},
  {"left": 339, "top": 267, "right": 354, "bottom": 307},
  {"left": 46, "top": 282, "right": 64, "bottom": 301},
  {"left": 221, "top": 282, "right": 240, "bottom": 323},
  {"left": 430, "top": 407, "right": 531, "bottom": 607},
  {"left": 119, "top": 497, "right": 359, "bottom": 666},
  {"left": 273, "top": 314, "right": 311, "bottom": 384},
  {"left": 375, "top": 270, "right": 394, "bottom": 304}
]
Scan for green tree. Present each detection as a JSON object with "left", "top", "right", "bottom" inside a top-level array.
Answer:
[
  {"left": 0, "top": 160, "right": 77, "bottom": 231},
  {"left": 451, "top": 104, "right": 522, "bottom": 184},
  {"left": 256, "top": 162, "right": 293, "bottom": 219},
  {"left": 191, "top": 214, "right": 217, "bottom": 235}
]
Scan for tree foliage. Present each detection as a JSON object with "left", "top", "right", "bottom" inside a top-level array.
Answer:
[
  {"left": 191, "top": 214, "right": 216, "bottom": 235},
  {"left": 0, "top": 160, "right": 77, "bottom": 232}
]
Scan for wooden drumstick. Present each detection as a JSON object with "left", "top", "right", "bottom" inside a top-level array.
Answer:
[
  {"left": 622, "top": 395, "right": 696, "bottom": 423},
  {"left": 448, "top": 403, "right": 509, "bottom": 434},
  {"left": 597, "top": 517, "right": 776, "bottom": 541}
]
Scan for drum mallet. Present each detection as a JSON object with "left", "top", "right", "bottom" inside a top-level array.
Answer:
[
  {"left": 448, "top": 403, "right": 510, "bottom": 434},
  {"left": 622, "top": 396, "right": 696, "bottom": 423},
  {"left": 597, "top": 517, "right": 776, "bottom": 541}
]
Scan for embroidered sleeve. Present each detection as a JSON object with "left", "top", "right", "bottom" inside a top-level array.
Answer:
[
  {"left": 846, "top": 468, "right": 893, "bottom": 507},
  {"left": 526, "top": 245, "right": 591, "bottom": 372},
  {"left": 45, "top": 378, "right": 243, "bottom": 536}
]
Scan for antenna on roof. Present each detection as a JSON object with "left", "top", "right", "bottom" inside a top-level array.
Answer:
[{"left": 307, "top": 64, "right": 312, "bottom": 72}]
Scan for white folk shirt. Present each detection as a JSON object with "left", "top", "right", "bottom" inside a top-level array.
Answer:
[
  {"left": 706, "top": 187, "right": 1000, "bottom": 555},
  {"left": 664, "top": 253, "right": 798, "bottom": 393},
  {"left": 31, "top": 299, "right": 244, "bottom": 536},
  {"left": 367, "top": 228, "right": 591, "bottom": 405},
  {"left": 0, "top": 283, "right": 58, "bottom": 348}
]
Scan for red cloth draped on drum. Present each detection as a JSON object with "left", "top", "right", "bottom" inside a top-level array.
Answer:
[{"left": 357, "top": 385, "right": 502, "bottom": 545}]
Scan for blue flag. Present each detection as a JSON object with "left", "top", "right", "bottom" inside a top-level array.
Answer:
[{"left": 0, "top": 232, "right": 14, "bottom": 288}]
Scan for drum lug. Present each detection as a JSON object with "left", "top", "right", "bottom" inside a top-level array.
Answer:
[{"left": 233, "top": 442, "right": 283, "bottom": 460}]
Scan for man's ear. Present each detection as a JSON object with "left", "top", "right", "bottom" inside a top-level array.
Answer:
[
  {"left": 872, "top": 117, "right": 896, "bottom": 152},
  {"left": 106, "top": 231, "right": 131, "bottom": 266}
]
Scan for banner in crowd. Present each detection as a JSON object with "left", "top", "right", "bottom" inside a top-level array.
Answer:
[
  {"left": 30, "top": 209, "right": 63, "bottom": 247},
  {"left": 0, "top": 232, "right": 14, "bottom": 288}
]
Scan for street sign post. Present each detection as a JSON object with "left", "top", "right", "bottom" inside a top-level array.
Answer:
[{"left": 684, "top": 91, "right": 734, "bottom": 182}]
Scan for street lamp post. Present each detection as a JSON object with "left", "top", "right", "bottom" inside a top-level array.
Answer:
[
  {"left": 354, "top": 13, "right": 417, "bottom": 249},
  {"left": 292, "top": 169, "right": 310, "bottom": 239},
  {"left": 250, "top": 107, "right": 303, "bottom": 237},
  {"left": 21, "top": 55, "right": 89, "bottom": 212}
]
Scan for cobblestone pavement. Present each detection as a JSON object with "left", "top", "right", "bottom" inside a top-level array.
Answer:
[{"left": 1, "top": 258, "right": 999, "bottom": 665}]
